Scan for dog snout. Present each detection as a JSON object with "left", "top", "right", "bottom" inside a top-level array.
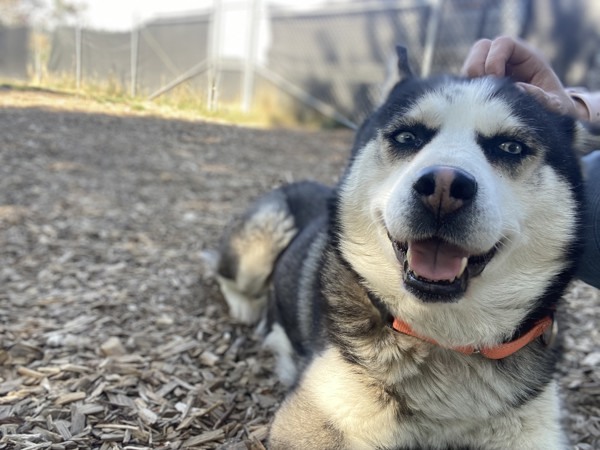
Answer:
[{"left": 412, "top": 166, "right": 477, "bottom": 217}]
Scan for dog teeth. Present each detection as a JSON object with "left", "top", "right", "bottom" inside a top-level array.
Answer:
[{"left": 457, "top": 257, "right": 468, "bottom": 278}]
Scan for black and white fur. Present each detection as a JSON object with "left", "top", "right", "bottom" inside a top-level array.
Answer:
[{"left": 216, "top": 48, "right": 595, "bottom": 449}]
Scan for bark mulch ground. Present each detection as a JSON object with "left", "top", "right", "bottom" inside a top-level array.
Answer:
[{"left": 0, "top": 88, "right": 598, "bottom": 449}]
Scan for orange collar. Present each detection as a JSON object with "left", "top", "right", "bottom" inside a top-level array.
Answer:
[{"left": 391, "top": 316, "right": 555, "bottom": 360}]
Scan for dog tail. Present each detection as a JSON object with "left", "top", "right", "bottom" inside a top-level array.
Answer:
[{"left": 216, "top": 188, "right": 297, "bottom": 324}]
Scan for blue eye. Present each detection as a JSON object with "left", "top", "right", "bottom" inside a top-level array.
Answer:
[
  {"left": 389, "top": 125, "right": 436, "bottom": 154},
  {"left": 478, "top": 135, "right": 533, "bottom": 166},
  {"left": 395, "top": 131, "right": 417, "bottom": 144},
  {"left": 499, "top": 141, "right": 523, "bottom": 155}
]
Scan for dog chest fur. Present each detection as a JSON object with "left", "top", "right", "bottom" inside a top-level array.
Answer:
[{"left": 270, "top": 345, "right": 565, "bottom": 449}]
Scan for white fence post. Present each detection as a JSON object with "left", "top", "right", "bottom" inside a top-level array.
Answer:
[
  {"left": 208, "top": 0, "right": 223, "bottom": 111},
  {"left": 421, "top": 0, "right": 444, "bottom": 77},
  {"left": 242, "top": 0, "right": 262, "bottom": 113}
]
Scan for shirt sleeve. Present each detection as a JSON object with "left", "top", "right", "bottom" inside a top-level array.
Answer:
[
  {"left": 577, "top": 151, "right": 600, "bottom": 288},
  {"left": 567, "top": 89, "right": 600, "bottom": 123}
]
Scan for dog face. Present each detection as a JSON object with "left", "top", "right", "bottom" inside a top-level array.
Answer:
[{"left": 337, "top": 75, "right": 583, "bottom": 348}]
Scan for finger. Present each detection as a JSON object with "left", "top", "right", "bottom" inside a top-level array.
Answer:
[
  {"left": 461, "top": 39, "right": 492, "bottom": 77},
  {"left": 487, "top": 36, "right": 549, "bottom": 84},
  {"left": 483, "top": 36, "right": 525, "bottom": 77}
]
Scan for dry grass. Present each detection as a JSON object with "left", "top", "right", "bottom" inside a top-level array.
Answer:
[
  {"left": 0, "top": 87, "right": 597, "bottom": 449},
  {"left": 10, "top": 74, "right": 327, "bottom": 130}
]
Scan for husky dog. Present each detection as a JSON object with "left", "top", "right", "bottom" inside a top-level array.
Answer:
[{"left": 216, "top": 47, "right": 595, "bottom": 449}]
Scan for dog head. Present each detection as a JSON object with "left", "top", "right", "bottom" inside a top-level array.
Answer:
[{"left": 335, "top": 48, "right": 585, "bottom": 348}]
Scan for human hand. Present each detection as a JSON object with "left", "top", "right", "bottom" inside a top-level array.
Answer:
[{"left": 461, "top": 36, "right": 589, "bottom": 120}]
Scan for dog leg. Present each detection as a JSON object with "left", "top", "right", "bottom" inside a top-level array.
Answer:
[
  {"left": 215, "top": 275, "right": 268, "bottom": 325},
  {"left": 216, "top": 190, "right": 297, "bottom": 325},
  {"left": 269, "top": 379, "right": 346, "bottom": 450},
  {"left": 269, "top": 347, "right": 401, "bottom": 450},
  {"left": 495, "top": 381, "right": 567, "bottom": 450},
  {"left": 263, "top": 323, "right": 298, "bottom": 386}
]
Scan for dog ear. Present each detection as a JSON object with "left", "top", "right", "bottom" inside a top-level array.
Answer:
[
  {"left": 378, "top": 46, "right": 414, "bottom": 105},
  {"left": 395, "top": 45, "right": 414, "bottom": 81}
]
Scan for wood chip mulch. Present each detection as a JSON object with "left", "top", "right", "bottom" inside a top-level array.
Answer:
[{"left": 0, "top": 89, "right": 598, "bottom": 449}]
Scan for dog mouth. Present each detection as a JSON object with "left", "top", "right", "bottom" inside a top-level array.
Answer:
[{"left": 389, "top": 235, "right": 498, "bottom": 302}]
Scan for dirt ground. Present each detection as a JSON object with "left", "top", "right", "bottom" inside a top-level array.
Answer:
[{"left": 0, "top": 88, "right": 598, "bottom": 449}]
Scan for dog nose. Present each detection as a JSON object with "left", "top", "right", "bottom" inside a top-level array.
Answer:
[{"left": 412, "top": 166, "right": 477, "bottom": 216}]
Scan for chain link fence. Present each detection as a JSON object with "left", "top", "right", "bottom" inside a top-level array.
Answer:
[
  {"left": 266, "top": 0, "right": 529, "bottom": 125},
  {"left": 46, "top": 13, "right": 212, "bottom": 98},
  {"left": 0, "top": 26, "right": 29, "bottom": 80},
  {"left": 3, "top": 0, "right": 600, "bottom": 127}
]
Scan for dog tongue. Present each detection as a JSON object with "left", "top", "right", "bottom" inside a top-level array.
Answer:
[{"left": 407, "top": 239, "right": 469, "bottom": 281}]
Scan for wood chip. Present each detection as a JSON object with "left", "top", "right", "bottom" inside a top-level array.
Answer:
[
  {"left": 107, "top": 394, "right": 136, "bottom": 409},
  {"left": 100, "top": 337, "right": 127, "bottom": 357},
  {"left": 55, "top": 392, "right": 86, "bottom": 406},
  {"left": 100, "top": 432, "right": 125, "bottom": 441},
  {"left": 76, "top": 403, "right": 105, "bottom": 415},
  {"left": 200, "top": 351, "right": 219, "bottom": 367},
  {"left": 182, "top": 429, "right": 225, "bottom": 447},
  {"left": 155, "top": 380, "right": 178, "bottom": 398},
  {"left": 137, "top": 408, "right": 158, "bottom": 425},
  {"left": 95, "top": 424, "right": 139, "bottom": 431},
  {"left": 70, "top": 404, "right": 86, "bottom": 435},
  {"left": 0, "top": 386, "right": 44, "bottom": 404},
  {"left": 16, "top": 367, "right": 46, "bottom": 379},
  {"left": 53, "top": 420, "right": 72, "bottom": 440}
]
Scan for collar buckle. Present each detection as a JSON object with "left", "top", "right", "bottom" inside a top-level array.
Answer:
[{"left": 540, "top": 316, "right": 558, "bottom": 347}]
